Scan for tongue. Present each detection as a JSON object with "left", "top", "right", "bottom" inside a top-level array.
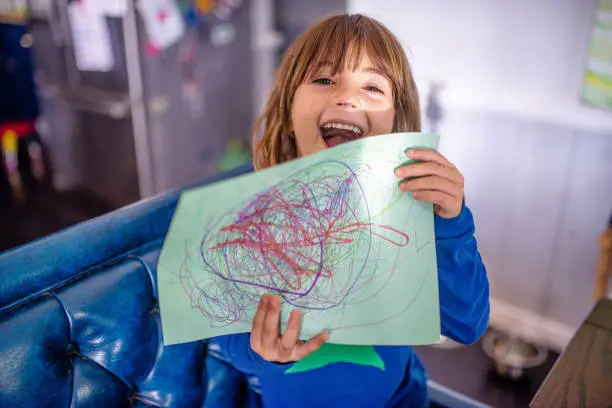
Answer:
[
  {"left": 325, "top": 135, "right": 351, "bottom": 147},
  {"left": 322, "top": 129, "right": 355, "bottom": 148}
]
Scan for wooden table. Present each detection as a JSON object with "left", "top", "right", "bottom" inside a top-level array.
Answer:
[{"left": 530, "top": 298, "right": 612, "bottom": 407}]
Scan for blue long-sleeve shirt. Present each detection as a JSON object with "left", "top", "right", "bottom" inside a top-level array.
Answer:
[{"left": 206, "top": 203, "right": 490, "bottom": 408}]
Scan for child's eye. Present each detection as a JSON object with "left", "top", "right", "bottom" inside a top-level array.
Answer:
[
  {"left": 312, "top": 77, "right": 335, "bottom": 85},
  {"left": 365, "top": 85, "right": 384, "bottom": 94}
]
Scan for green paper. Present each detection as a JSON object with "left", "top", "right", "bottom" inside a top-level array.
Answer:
[
  {"left": 285, "top": 344, "right": 384, "bottom": 374},
  {"left": 158, "top": 132, "right": 441, "bottom": 346}
]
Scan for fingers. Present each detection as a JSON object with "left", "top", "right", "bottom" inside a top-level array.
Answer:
[
  {"left": 250, "top": 295, "right": 268, "bottom": 351},
  {"left": 406, "top": 148, "right": 454, "bottom": 167},
  {"left": 395, "top": 149, "right": 465, "bottom": 218},
  {"left": 294, "top": 332, "right": 329, "bottom": 360},
  {"left": 250, "top": 296, "right": 329, "bottom": 363},
  {"left": 395, "top": 161, "right": 463, "bottom": 185},
  {"left": 411, "top": 190, "right": 461, "bottom": 218},
  {"left": 412, "top": 190, "right": 455, "bottom": 206},
  {"left": 399, "top": 175, "right": 462, "bottom": 199},
  {"left": 262, "top": 295, "right": 281, "bottom": 350},
  {"left": 279, "top": 309, "right": 301, "bottom": 354}
]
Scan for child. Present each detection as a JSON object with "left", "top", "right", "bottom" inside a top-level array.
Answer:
[{"left": 207, "top": 13, "right": 489, "bottom": 408}]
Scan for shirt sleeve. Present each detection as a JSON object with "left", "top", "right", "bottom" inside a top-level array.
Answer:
[
  {"left": 434, "top": 203, "right": 490, "bottom": 345},
  {"left": 207, "top": 333, "right": 294, "bottom": 376}
]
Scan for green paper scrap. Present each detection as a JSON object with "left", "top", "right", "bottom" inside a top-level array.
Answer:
[
  {"left": 158, "top": 132, "right": 441, "bottom": 347},
  {"left": 285, "top": 344, "right": 385, "bottom": 374}
]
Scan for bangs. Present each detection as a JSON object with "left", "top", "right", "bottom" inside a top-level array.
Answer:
[
  {"left": 252, "top": 13, "right": 421, "bottom": 170},
  {"left": 296, "top": 15, "right": 405, "bottom": 91}
]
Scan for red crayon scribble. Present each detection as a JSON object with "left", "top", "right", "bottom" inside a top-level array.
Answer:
[{"left": 179, "top": 160, "right": 418, "bottom": 327}]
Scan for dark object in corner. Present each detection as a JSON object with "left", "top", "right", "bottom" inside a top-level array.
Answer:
[{"left": 530, "top": 298, "right": 612, "bottom": 407}]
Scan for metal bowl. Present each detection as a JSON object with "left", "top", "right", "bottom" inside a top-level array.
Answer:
[{"left": 482, "top": 330, "right": 548, "bottom": 380}]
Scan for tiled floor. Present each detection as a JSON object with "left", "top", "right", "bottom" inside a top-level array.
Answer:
[{"left": 1, "top": 186, "right": 559, "bottom": 408}]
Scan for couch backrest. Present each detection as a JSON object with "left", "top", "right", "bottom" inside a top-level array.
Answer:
[
  {"left": 0, "top": 165, "right": 253, "bottom": 408},
  {"left": 0, "top": 163, "right": 491, "bottom": 408}
]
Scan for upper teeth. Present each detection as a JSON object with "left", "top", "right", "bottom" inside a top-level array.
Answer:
[{"left": 322, "top": 122, "right": 362, "bottom": 135}]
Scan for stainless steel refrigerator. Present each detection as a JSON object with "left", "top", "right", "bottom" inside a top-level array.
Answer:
[
  {"left": 25, "top": 0, "right": 262, "bottom": 208},
  {"left": 25, "top": 0, "right": 344, "bottom": 208}
]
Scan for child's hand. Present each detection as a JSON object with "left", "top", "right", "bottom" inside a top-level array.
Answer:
[
  {"left": 250, "top": 294, "right": 329, "bottom": 363},
  {"left": 395, "top": 149, "right": 464, "bottom": 219}
]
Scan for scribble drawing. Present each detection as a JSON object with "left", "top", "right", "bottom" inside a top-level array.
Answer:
[{"left": 179, "top": 159, "right": 428, "bottom": 329}]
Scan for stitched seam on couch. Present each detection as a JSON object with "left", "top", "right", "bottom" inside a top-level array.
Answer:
[{"left": 0, "top": 238, "right": 164, "bottom": 314}]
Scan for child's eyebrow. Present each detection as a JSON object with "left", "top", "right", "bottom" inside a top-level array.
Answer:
[
  {"left": 360, "top": 67, "right": 393, "bottom": 85},
  {"left": 311, "top": 62, "right": 333, "bottom": 72},
  {"left": 308, "top": 63, "right": 389, "bottom": 80},
  {"left": 360, "top": 67, "right": 388, "bottom": 78}
]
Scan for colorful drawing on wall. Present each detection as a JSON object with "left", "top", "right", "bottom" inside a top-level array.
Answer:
[
  {"left": 158, "top": 133, "right": 441, "bottom": 347},
  {"left": 137, "top": 0, "right": 186, "bottom": 55},
  {"left": 582, "top": 0, "right": 612, "bottom": 109},
  {"left": 67, "top": 1, "right": 115, "bottom": 72}
]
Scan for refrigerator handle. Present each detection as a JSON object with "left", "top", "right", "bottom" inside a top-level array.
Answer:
[
  {"left": 53, "top": 0, "right": 81, "bottom": 88},
  {"left": 122, "top": 0, "right": 156, "bottom": 199},
  {"left": 48, "top": 1, "right": 65, "bottom": 47}
]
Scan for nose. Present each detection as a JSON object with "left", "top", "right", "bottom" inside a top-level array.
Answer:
[
  {"left": 337, "top": 100, "right": 357, "bottom": 108},
  {"left": 335, "top": 86, "right": 360, "bottom": 109}
]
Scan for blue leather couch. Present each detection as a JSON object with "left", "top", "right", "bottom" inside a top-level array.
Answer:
[{"left": 0, "top": 165, "right": 489, "bottom": 408}]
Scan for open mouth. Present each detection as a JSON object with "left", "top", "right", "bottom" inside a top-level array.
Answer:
[{"left": 320, "top": 120, "right": 365, "bottom": 148}]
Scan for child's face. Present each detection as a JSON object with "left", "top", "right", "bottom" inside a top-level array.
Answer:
[{"left": 290, "top": 53, "right": 395, "bottom": 158}]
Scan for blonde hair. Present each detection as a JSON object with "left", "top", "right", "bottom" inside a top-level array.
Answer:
[{"left": 252, "top": 14, "right": 421, "bottom": 170}]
